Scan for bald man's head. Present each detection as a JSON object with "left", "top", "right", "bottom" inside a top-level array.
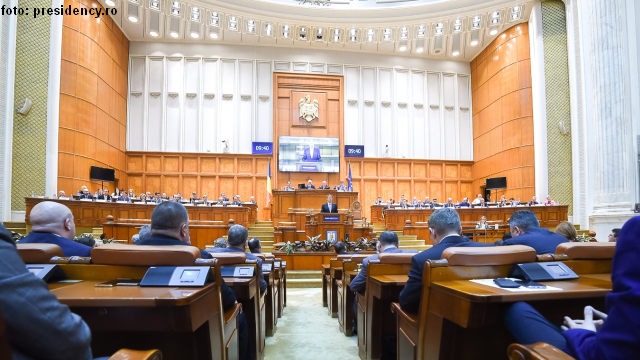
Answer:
[{"left": 30, "top": 202, "right": 76, "bottom": 240}]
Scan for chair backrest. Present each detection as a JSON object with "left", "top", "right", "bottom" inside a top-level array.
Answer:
[
  {"left": 17, "top": 243, "right": 64, "bottom": 264},
  {"left": 91, "top": 244, "right": 200, "bottom": 266},
  {"left": 347, "top": 255, "right": 370, "bottom": 264},
  {"left": 206, "top": 252, "right": 248, "bottom": 266},
  {"left": 378, "top": 253, "right": 415, "bottom": 264},
  {"left": 442, "top": 245, "right": 537, "bottom": 266},
  {"left": 555, "top": 242, "right": 616, "bottom": 260}
]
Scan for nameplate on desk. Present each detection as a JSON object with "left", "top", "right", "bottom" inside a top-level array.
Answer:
[
  {"left": 262, "top": 264, "right": 272, "bottom": 272},
  {"left": 116, "top": 201, "right": 129, "bottom": 203},
  {"left": 323, "top": 216, "right": 340, "bottom": 222},
  {"left": 80, "top": 199, "right": 93, "bottom": 201},
  {"left": 274, "top": 262, "right": 281, "bottom": 268},
  {"left": 221, "top": 266, "right": 255, "bottom": 278},
  {"left": 95, "top": 199, "right": 106, "bottom": 202},
  {"left": 140, "top": 266, "right": 213, "bottom": 287},
  {"left": 25, "top": 264, "right": 66, "bottom": 282},
  {"left": 300, "top": 164, "right": 318, "bottom": 171}
]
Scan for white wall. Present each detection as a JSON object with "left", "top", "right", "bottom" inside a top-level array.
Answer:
[
  {"left": 128, "top": 42, "right": 472, "bottom": 159},
  {"left": 0, "top": 0, "right": 17, "bottom": 221}
]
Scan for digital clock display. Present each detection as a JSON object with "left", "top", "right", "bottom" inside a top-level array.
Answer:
[
  {"left": 345, "top": 145, "right": 364, "bottom": 157},
  {"left": 252, "top": 142, "right": 273, "bottom": 155}
]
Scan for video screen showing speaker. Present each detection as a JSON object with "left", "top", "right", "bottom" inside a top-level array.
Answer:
[
  {"left": 278, "top": 136, "right": 339, "bottom": 173},
  {"left": 89, "top": 166, "right": 115, "bottom": 182},
  {"left": 486, "top": 177, "right": 507, "bottom": 190}
]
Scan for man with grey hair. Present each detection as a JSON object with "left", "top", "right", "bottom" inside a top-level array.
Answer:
[
  {"left": 20, "top": 202, "right": 92, "bottom": 257},
  {"left": 138, "top": 225, "right": 151, "bottom": 242},
  {"left": 207, "top": 237, "right": 228, "bottom": 253},
  {"left": 209, "top": 225, "right": 267, "bottom": 293},
  {"left": 399, "top": 208, "right": 492, "bottom": 313},
  {"left": 500, "top": 210, "right": 567, "bottom": 254}
]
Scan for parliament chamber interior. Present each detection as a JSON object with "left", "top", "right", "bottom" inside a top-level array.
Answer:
[{"left": 2, "top": 0, "right": 640, "bottom": 359}]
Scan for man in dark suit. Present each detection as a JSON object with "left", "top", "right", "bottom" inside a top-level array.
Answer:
[
  {"left": 321, "top": 194, "right": 338, "bottom": 213},
  {"left": 336, "top": 180, "right": 347, "bottom": 191},
  {"left": 318, "top": 181, "right": 331, "bottom": 189},
  {"left": 190, "top": 191, "right": 200, "bottom": 203},
  {"left": 350, "top": 231, "right": 417, "bottom": 333},
  {"left": 399, "top": 208, "right": 493, "bottom": 312},
  {"left": 210, "top": 225, "right": 268, "bottom": 293},
  {"left": 116, "top": 193, "right": 132, "bottom": 203},
  {"left": 374, "top": 196, "right": 384, "bottom": 205},
  {"left": 220, "top": 193, "right": 229, "bottom": 201},
  {"left": 248, "top": 238, "right": 262, "bottom": 254},
  {"left": 97, "top": 188, "right": 112, "bottom": 201},
  {"left": 302, "top": 141, "right": 322, "bottom": 162},
  {"left": 527, "top": 196, "right": 539, "bottom": 206},
  {"left": 500, "top": 210, "right": 567, "bottom": 254},
  {"left": 215, "top": 197, "right": 227, "bottom": 206},
  {"left": 443, "top": 198, "right": 456, "bottom": 208},
  {"left": 20, "top": 202, "right": 92, "bottom": 257},
  {"left": 474, "top": 198, "right": 488, "bottom": 208},
  {"left": 423, "top": 197, "right": 434, "bottom": 209},
  {"left": 78, "top": 189, "right": 93, "bottom": 200},
  {"left": 135, "top": 202, "right": 250, "bottom": 360},
  {"left": 284, "top": 181, "right": 295, "bottom": 191},
  {"left": 398, "top": 199, "right": 409, "bottom": 209},
  {"left": 458, "top": 197, "right": 471, "bottom": 208},
  {"left": 305, "top": 180, "right": 316, "bottom": 189},
  {"left": 0, "top": 223, "right": 93, "bottom": 359}
]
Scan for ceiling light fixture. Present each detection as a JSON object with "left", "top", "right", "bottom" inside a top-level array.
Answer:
[
  {"left": 149, "top": 0, "right": 159, "bottom": 10},
  {"left": 299, "top": 27, "right": 308, "bottom": 40},
  {"left": 191, "top": 7, "right": 199, "bottom": 22},
  {"left": 210, "top": 31, "right": 219, "bottom": 39},
  {"left": 399, "top": 45, "right": 407, "bottom": 51},
  {"left": 190, "top": 31, "right": 199, "bottom": 38},
  {"left": 247, "top": 20, "right": 256, "bottom": 33},
  {"left": 228, "top": 16, "right": 237, "bottom": 31},
  {"left": 366, "top": 29, "right": 374, "bottom": 42},
  {"left": 105, "top": 0, "right": 115, "bottom": 6},
  {"left": 264, "top": 23, "right": 273, "bottom": 36},
  {"left": 170, "top": 31, "right": 179, "bottom": 38},
  {"left": 283, "top": 25, "right": 290, "bottom": 38},
  {"left": 489, "top": 28, "right": 499, "bottom": 35},
  {"left": 469, "top": 29, "right": 480, "bottom": 46},
  {"left": 171, "top": 1, "right": 180, "bottom": 16},
  {"left": 150, "top": 31, "right": 158, "bottom": 37},
  {"left": 451, "top": 33, "right": 461, "bottom": 56},
  {"left": 127, "top": 4, "right": 138, "bottom": 22},
  {"left": 128, "top": 15, "right": 138, "bottom": 22},
  {"left": 382, "top": 28, "right": 391, "bottom": 41},
  {"left": 417, "top": 25, "right": 426, "bottom": 38},
  {"left": 315, "top": 28, "right": 324, "bottom": 41},
  {"left": 210, "top": 12, "right": 219, "bottom": 26}
]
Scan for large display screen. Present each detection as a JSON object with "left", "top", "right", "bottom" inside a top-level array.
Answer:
[{"left": 278, "top": 136, "right": 339, "bottom": 173}]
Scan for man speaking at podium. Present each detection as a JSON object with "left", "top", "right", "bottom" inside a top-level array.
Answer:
[
  {"left": 321, "top": 194, "right": 338, "bottom": 213},
  {"left": 302, "top": 140, "right": 322, "bottom": 162}
]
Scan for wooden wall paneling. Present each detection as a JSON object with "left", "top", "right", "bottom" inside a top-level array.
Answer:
[{"left": 471, "top": 24, "right": 535, "bottom": 199}]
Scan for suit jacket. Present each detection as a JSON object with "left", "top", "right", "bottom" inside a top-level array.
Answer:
[
  {"left": 116, "top": 196, "right": 131, "bottom": 203},
  {"left": 136, "top": 234, "right": 212, "bottom": 259},
  {"left": 399, "top": 203, "right": 408, "bottom": 209},
  {"left": 210, "top": 247, "right": 268, "bottom": 293},
  {"left": 215, "top": 202, "right": 227, "bottom": 207},
  {"left": 458, "top": 202, "right": 471, "bottom": 208},
  {"left": 528, "top": 201, "right": 539, "bottom": 206},
  {"left": 302, "top": 147, "right": 322, "bottom": 162},
  {"left": 0, "top": 224, "right": 93, "bottom": 360},
  {"left": 399, "top": 235, "right": 493, "bottom": 312},
  {"left": 134, "top": 234, "right": 236, "bottom": 312},
  {"left": 562, "top": 216, "right": 640, "bottom": 359},
  {"left": 78, "top": 193, "right": 93, "bottom": 200},
  {"left": 336, "top": 185, "right": 347, "bottom": 191},
  {"left": 350, "top": 248, "right": 418, "bottom": 293},
  {"left": 475, "top": 202, "right": 488, "bottom": 208},
  {"left": 20, "top": 232, "right": 92, "bottom": 257},
  {"left": 321, "top": 203, "right": 338, "bottom": 213},
  {"left": 443, "top": 203, "right": 456, "bottom": 208},
  {"left": 502, "top": 227, "right": 568, "bottom": 254},
  {"left": 97, "top": 194, "right": 112, "bottom": 201},
  {"left": 305, "top": 184, "right": 316, "bottom": 189},
  {"left": 284, "top": 186, "right": 295, "bottom": 191},
  {"left": 374, "top": 201, "right": 384, "bottom": 205},
  {"left": 423, "top": 202, "right": 434, "bottom": 209},
  {"left": 318, "top": 185, "right": 331, "bottom": 189}
]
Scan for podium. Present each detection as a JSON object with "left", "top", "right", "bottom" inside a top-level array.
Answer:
[
  {"left": 271, "top": 189, "right": 358, "bottom": 227},
  {"left": 305, "top": 212, "right": 354, "bottom": 243}
]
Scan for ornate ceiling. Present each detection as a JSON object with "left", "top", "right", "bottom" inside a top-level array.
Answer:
[{"left": 103, "top": 0, "right": 533, "bottom": 61}]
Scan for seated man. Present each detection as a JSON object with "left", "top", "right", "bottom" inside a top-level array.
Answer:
[
  {"left": 410, "top": 196, "right": 418, "bottom": 206},
  {"left": 321, "top": 194, "right": 338, "bottom": 213},
  {"left": 145, "top": 191, "right": 154, "bottom": 201},
  {"left": 207, "top": 237, "right": 228, "bottom": 253},
  {"left": 116, "top": 192, "right": 132, "bottom": 203},
  {"left": 502, "top": 216, "right": 640, "bottom": 359},
  {"left": 458, "top": 197, "right": 471, "bottom": 208},
  {"left": 248, "top": 196, "right": 256, "bottom": 204},
  {"left": 399, "top": 208, "right": 492, "bottom": 312},
  {"left": 423, "top": 197, "right": 434, "bottom": 209},
  {"left": 609, "top": 228, "right": 620, "bottom": 242},
  {"left": 398, "top": 199, "right": 409, "bottom": 209},
  {"left": 235, "top": 195, "right": 244, "bottom": 205},
  {"left": 318, "top": 181, "right": 331, "bottom": 190},
  {"left": 135, "top": 201, "right": 212, "bottom": 259},
  {"left": 334, "top": 241, "right": 347, "bottom": 255},
  {"left": 474, "top": 197, "right": 488, "bottom": 208},
  {"left": 543, "top": 195, "right": 556, "bottom": 206},
  {"left": 509, "top": 197, "right": 520, "bottom": 206},
  {"left": 135, "top": 202, "right": 251, "bottom": 360},
  {"left": 528, "top": 196, "right": 539, "bottom": 206},
  {"left": 154, "top": 192, "right": 162, "bottom": 203},
  {"left": 215, "top": 197, "right": 227, "bottom": 206},
  {"left": 471, "top": 194, "right": 483, "bottom": 205},
  {"left": 190, "top": 191, "right": 200, "bottom": 202},
  {"left": 443, "top": 198, "right": 456, "bottom": 208},
  {"left": 230, "top": 196, "right": 242, "bottom": 206},
  {"left": 336, "top": 180, "right": 347, "bottom": 191},
  {"left": 58, "top": 190, "right": 70, "bottom": 199},
  {"left": 20, "top": 202, "right": 92, "bottom": 257},
  {"left": 350, "top": 231, "right": 418, "bottom": 332},
  {"left": 284, "top": 181, "right": 295, "bottom": 191},
  {"left": 415, "top": 200, "right": 425, "bottom": 209},
  {"left": 201, "top": 195, "right": 211, "bottom": 206},
  {"left": 305, "top": 179, "right": 316, "bottom": 189},
  {"left": 374, "top": 196, "right": 384, "bottom": 205},
  {"left": 213, "top": 225, "right": 267, "bottom": 293},
  {"left": 220, "top": 193, "right": 229, "bottom": 201},
  {"left": 499, "top": 210, "right": 567, "bottom": 254},
  {"left": 98, "top": 188, "right": 112, "bottom": 201},
  {"left": 161, "top": 192, "right": 169, "bottom": 200},
  {"left": 248, "top": 238, "right": 262, "bottom": 254},
  {"left": 0, "top": 224, "right": 93, "bottom": 360},
  {"left": 78, "top": 189, "right": 93, "bottom": 200}
]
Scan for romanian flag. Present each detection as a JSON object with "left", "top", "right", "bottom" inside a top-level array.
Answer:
[{"left": 266, "top": 160, "right": 272, "bottom": 206}]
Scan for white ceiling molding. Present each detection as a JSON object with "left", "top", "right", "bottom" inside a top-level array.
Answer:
[{"left": 104, "top": 0, "right": 532, "bottom": 61}]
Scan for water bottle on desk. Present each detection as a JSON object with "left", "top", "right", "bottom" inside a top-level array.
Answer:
[{"left": 31, "top": 191, "right": 35, "bottom": 197}]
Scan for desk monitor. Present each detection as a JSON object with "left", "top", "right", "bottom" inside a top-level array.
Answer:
[
  {"left": 221, "top": 266, "right": 255, "bottom": 278},
  {"left": 509, "top": 262, "right": 579, "bottom": 281},
  {"left": 25, "top": 264, "right": 66, "bottom": 283},
  {"left": 140, "top": 266, "right": 213, "bottom": 287},
  {"left": 262, "top": 264, "right": 272, "bottom": 273},
  {"left": 298, "top": 184, "right": 305, "bottom": 189}
]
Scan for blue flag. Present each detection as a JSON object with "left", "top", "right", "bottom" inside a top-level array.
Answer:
[{"left": 348, "top": 162, "right": 353, "bottom": 191}]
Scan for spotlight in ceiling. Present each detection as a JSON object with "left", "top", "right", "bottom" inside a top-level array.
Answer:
[
  {"left": 128, "top": 15, "right": 138, "bottom": 22},
  {"left": 398, "top": 45, "right": 407, "bottom": 51},
  {"left": 149, "top": 0, "right": 160, "bottom": 10},
  {"left": 210, "top": 32, "right": 219, "bottom": 39},
  {"left": 170, "top": 31, "right": 179, "bottom": 38},
  {"left": 105, "top": 0, "right": 115, "bottom": 6},
  {"left": 150, "top": 31, "right": 158, "bottom": 37},
  {"left": 489, "top": 28, "right": 499, "bottom": 35},
  {"left": 127, "top": 4, "right": 139, "bottom": 23},
  {"left": 190, "top": 31, "right": 199, "bottom": 38},
  {"left": 416, "top": 47, "right": 424, "bottom": 53},
  {"left": 469, "top": 29, "right": 480, "bottom": 46}
]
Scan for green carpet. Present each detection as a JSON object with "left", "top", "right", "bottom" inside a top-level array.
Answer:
[{"left": 265, "top": 288, "right": 359, "bottom": 359}]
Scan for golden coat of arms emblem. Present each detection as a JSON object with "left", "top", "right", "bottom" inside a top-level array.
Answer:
[{"left": 299, "top": 95, "right": 319, "bottom": 122}]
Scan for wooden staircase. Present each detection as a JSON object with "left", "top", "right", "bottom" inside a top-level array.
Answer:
[
  {"left": 248, "top": 221, "right": 275, "bottom": 253},
  {"left": 3, "top": 222, "right": 26, "bottom": 235}
]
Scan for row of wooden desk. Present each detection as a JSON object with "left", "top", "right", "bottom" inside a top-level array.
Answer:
[
  {"left": 25, "top": 198, "right": 257, "bottom": 228},
  {"left": 322, "top": 243, "right": 614, "bottom": 360},
  {"left": 372, "top": 205, "right": 569, "bottom": 230}
]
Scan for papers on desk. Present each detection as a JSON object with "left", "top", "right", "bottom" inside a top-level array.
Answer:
[{"left": 470, "top": 278, "right": 562, "bottom": 292}]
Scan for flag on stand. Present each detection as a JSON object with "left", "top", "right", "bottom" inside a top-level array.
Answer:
[
  {"left": 266, "top": 161, "right": 272, "bottom": 206},
  {"left": 348, "top": 162, "right": 353, "bottom": 191}
]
